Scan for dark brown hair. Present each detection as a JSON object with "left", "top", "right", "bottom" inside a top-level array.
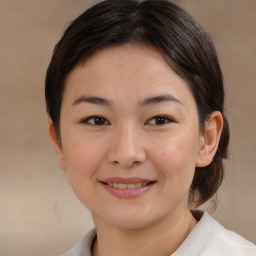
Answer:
[{"left": 45, "top": 0, "right": 230, "bottom": 207}]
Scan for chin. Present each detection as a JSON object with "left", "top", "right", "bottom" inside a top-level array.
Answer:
[
  {"left": 96, "top": 209, "right": 160, "bottom": 230},
  {"left": 111, "top": 218, "right": 153, "bottom": 230}
]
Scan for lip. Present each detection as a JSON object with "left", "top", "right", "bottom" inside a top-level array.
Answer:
[
  {"left": 101, "top": 177, "right": 153, "bottom": 184},
  {"left": 99, "top": 177, "right": 156, "bottom": 199}
]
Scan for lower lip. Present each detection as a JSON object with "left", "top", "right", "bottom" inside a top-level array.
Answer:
[{"left": 100, "top": 182, "right": 156, "bottom": 199}]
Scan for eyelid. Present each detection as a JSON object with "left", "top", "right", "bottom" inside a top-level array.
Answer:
[
  {"left": 146, "top": 115, "right": 174, "bottom": 125},
  {"left": 81, "top": 115, "right": 110, "bottom": 125}
]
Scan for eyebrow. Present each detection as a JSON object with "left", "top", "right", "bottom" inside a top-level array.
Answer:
[
  {"left": 72, "top": 96, "right": 113, "bottom": 106},
  {"left": 72, "top": 94, "right": 182, "bottom": 107},
  {"left": 141, "top": 94, "right": 182, "bottom": 106}
]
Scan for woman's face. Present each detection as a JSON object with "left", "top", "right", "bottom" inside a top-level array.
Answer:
[{"left": 54, "top": 44, "right": 205, "bottom": 229}]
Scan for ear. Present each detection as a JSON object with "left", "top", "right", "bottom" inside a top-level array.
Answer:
[
  {"left": 196, "top": 111, "right": 223, "bottom": 167},
  {"left": 47, "top": 118, "right": 67, "bottom": 170}
]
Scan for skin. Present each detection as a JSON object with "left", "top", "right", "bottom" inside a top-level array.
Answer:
[{"left": 48, "top": 44, "right": 223, "bottom": 256}]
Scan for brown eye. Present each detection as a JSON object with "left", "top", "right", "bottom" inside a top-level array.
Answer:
[
  {"left": 83, "top": 116, "right": 110, "bottom": 125},
  {"left": 147, "top": 116, "right": 172, "bottom": 125}
]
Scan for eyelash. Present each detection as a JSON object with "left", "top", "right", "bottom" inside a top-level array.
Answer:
[
  {"left": 81, "top": 116, "right": 110, "bottom": 126},
  {"left": 81, "top": 115, "right": 173, "bottom": 126},
  {"left": 146, "top": 116, "right": 173, "bottom": 125}
]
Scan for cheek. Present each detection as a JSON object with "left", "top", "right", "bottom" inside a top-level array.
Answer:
[
  {"left": 61, "top": 136, "right": 108, "bottom": 205},
  {"left": 150, "top": 133, "right": 198, "bottom": 182},
  {"left": 62, "top": 135, "right": 107, "bottom": 178},
  {"left": 146, "top": 134, "right": 199, "bottom": 212}
]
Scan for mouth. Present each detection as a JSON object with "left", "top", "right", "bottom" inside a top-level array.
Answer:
[
  {"left": 99, "top": 178, "right": 156, "bottom": 199},
  {"left": 101, "top": 181, "right": 156, "bottom": 189}
]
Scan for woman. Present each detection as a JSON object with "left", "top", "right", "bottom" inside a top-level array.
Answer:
[{"left": 45, "top": 0, "right": 256, "bottom": 255}]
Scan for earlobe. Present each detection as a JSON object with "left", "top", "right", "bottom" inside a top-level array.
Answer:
[
  {"left": 196, "top": 111, "right": 223, "bottom": 167},
  {"left": 47, "top": 118, "right": 67, "bottom": 170}
]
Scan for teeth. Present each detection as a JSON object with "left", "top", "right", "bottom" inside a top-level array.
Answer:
[
  {"left": 135, "top": 183, "right": 141, "bottom": 188},
  {"left": 119, "top": 183, "right": 126, "bottom": 189},
  {"left": 127, "top": 184, "right": 135, "bottom": 189},
  {"left": 107, "top": 182, "right": 150, "bottom": 189}
]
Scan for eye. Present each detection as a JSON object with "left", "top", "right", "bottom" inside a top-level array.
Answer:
[
  {"left": 82, "top": 116, "right": 110, "bottom": 126},
  {"left": 146, "top": 115, "right": 173, "bottom": 125}
]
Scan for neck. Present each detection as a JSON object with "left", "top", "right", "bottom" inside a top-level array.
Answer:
[{"left": 92, "top": 208, "right": 198, "bottom": 256}]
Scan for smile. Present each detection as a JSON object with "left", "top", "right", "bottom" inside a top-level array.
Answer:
[
  {"left": 100, "top": 178, "right": 156, "bottom": 199},
  {"left": 105, "top": 182, "right": 150, "bottom": 189}
]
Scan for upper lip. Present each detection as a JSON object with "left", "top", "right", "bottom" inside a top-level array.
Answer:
[{"left": 100, "top": 177, "right": 155, "bottom": 184}]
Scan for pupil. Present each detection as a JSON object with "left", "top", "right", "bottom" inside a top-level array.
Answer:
[
  {"left": 156, "top": 117, "right": 166, "bottom": 124},
  {"left": 95, "top": 117, "right": 104, "bottom": 125}
]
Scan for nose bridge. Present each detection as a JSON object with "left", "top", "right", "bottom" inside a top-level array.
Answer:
[{"left": 107, "top": 122, "right": 146, "bottom": 167}]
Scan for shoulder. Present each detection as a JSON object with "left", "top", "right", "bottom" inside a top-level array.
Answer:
[
  {"left": 173, "top": 211, "right": 256, "bottom": 256},
  {"left": 61, "top": 228, "right": 96, "bottom": 256},
  {"left": 60, "top": 213, "right": 256, "bottom": 256},
  {"left": 202, "top": 212, "right": 256, "bottom": 256}
]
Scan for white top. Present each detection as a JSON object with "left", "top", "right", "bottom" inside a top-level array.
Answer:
[{"left": 61, "top": 211, "right": 256, "bottom": 256}]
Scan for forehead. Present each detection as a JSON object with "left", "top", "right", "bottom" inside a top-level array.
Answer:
[
  {"left": 68, "top": 44, "right": 170, "bottom": 87},
  {"left": 63, "top": 44, "right": 196, "bottom": 109}
]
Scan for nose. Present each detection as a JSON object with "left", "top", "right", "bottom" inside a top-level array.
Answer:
[{"left": 107, "top": 125, "right": 146, "bottom": 168}]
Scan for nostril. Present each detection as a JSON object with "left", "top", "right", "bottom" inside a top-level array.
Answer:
[
  {"left": 111, "top": 159, "right": 142, "bottom": 168},
  {"left": 107, "top": 143, "right": 146, "bottom": 167}
]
